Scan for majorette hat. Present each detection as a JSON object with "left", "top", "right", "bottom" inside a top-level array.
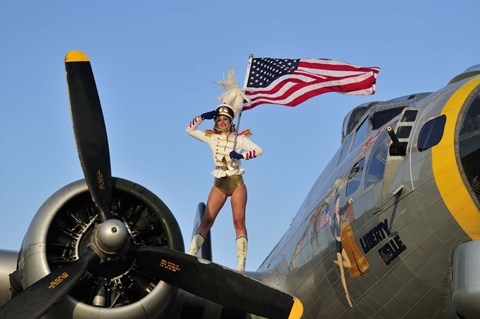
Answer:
[{"left": 215, "top": 104, "right": 235, "bottom": 120}]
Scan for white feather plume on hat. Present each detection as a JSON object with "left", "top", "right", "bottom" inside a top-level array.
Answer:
[{"left": 215, "top": 68, "right": 250, "bottom": 116}]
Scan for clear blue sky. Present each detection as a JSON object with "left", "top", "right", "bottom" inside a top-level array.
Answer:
[{"left": 1, "top": 1, "right": 479, "bottom": 271}]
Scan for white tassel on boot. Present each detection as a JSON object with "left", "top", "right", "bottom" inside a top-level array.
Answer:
[
  {"left": 188, "top": 233, "right": 205, "bottom": 256},
  {"left": 236, "top": 236, "right": 248, "bottom": 272}
]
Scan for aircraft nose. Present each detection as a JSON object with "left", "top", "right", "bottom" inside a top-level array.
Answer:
[{"left": 458, "top": 91, "right": 480, "bottom": 203}]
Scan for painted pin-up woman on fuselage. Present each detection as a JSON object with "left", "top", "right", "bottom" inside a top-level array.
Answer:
[
  {"left": 331, "top": 193, "right": 353, "bottom": 307},
  {"left": 185, "top": 104, "right": 263, "bottom": 271}
]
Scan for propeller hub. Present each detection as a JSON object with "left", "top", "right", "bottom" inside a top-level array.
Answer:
[
  {"left": 97, "top": 219, "right": 128, "bottom": 251},
  {"left": 91, "top": 219, "right": 130, "bottom": 261}
]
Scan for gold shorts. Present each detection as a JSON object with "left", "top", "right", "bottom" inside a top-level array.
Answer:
[{"left": 214, "top": 175, "right": 245, "bottom": 196}]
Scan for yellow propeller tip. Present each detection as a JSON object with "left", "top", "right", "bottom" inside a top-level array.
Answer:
[
  {"left": 288, "top": 297, "right": 304, "bottom": 319},
  {"left": 65, "top": 50, "right": 89, "bottom": 62}
]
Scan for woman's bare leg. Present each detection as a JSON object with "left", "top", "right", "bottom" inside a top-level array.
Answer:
[
  {"left": 197, "top": 186, "right": 227, "bottom": 237},
  {"left": 188, "top": 187, "right": 227, "bottom": 255},
  {"left": 336, "top": 252, "right": 353, "bottom": 307},
  {"left": 231, "top": 184, "right": 248, "bottom": 271},
  {"left": 231, "top": 184, "right": 247, "bottom": 237}
]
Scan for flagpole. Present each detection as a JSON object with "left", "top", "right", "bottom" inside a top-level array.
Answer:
[{"left": 233, "top": 54, "right": 253, "bottom": 153}]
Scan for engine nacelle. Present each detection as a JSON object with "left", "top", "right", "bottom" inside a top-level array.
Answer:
[{"left": 17, "top": 177, "right": 184, "bottom": 319}]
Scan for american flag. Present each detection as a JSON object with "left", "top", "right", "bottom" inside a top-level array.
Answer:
[{"left": 243, "top": 58, "right": 380, "bottom": 110}]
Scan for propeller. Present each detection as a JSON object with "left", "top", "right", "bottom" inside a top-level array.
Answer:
[
  {"left": 65, "top": 50, "right": 112, "bottom": 223},
  {"left": 130, "top": 246, "right": 304, "bottom": 319},
  {"left": 0, "top": 50, "right": 112, "bottom": 319},
  {"left": 0, "top": 250, "right": 98, "bottom": 319},
  {"left": 0, "top": 50, "right": 304, "bottom": 319}
]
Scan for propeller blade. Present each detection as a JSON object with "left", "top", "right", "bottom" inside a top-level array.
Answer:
[
  {"left": 131, "top": 246, "right": 303, "bottom": 319},
  {"left": 0, "top": 249, "right": 99, "bottom": 319},
  {"left": 65, "top": 50, "right": 112, "bottom": 222}
]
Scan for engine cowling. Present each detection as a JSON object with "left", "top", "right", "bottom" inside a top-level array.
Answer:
[{"left": 17, "top": 177, "right": 184, "bottom": 319}]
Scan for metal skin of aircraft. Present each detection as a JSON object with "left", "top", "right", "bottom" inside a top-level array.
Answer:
[{"left": 0, "top": 52, "right": 480, "bottom": 319}]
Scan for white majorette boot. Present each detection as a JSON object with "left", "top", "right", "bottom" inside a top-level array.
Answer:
[
  {"left": 188, "top": 233, "right": 205, "bottom": 256},
  {"left": 236, "top": 236, "right": 248, "bottom": 272}
]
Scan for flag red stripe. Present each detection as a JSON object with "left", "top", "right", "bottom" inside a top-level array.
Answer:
[
  {"left": 299, "top": 60, "right": 380, "bottom": 73},
  {"left": 246, "top": 71, "right": 362, "bottom": 98},
  {"left": 246, "top": 73, "right": 376, "bottom": 103},
  {"left": 245, "top": 76, "right": 377, "bottom": 109}
]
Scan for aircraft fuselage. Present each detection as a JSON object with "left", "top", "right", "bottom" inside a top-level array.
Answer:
[{"left": 255, "top": 75, "right": 480, "bottom": 318}]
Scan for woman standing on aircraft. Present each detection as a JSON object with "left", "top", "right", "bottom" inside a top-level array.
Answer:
[{"left": 185, "top": 103, "right": 263, "bottom": 272}]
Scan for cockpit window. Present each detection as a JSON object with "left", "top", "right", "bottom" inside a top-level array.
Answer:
[
  {"left": 346, "top": 158, "right": 365, "bottom": 197},
  {"left": 397, "top": 126, "right": 412, "bottom": 139},
  {"left": 371, "top": 107, "right": 405, "bottom": 130},
  {"left": 365, "top": 127, "right": 390, "bottom": 188},
  {"left": 351, "top": 118, "right": 369, "bottom": 152},
  {"left": 342, "top": 105, "right": 370, "bottom": 139},
  {"left": 417, "top": 115, "right": 446, "bottom": 151},
  {"left": 338, "top": 133, "right": 353, "bottom": 164},
  {"left": 401, "top": 110, "right": 418, "bottom": 122}
]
